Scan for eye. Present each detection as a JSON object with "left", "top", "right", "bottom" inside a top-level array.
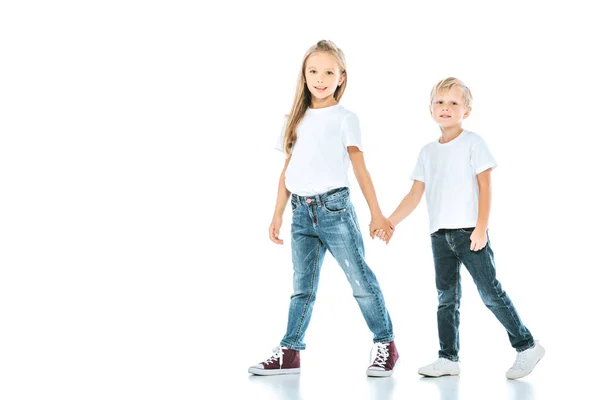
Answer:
[
  {"left": 452, "top": 102, "right": 458, "bottom": 105},
  {"left": 327, "top": 71, "right": 334, "bottom": 75},
  {"left": 437, "top": 101, "right": 443, "bottom": 104},
  {"left": 309, "top": 70, "right": 316, "bottom": 74}
]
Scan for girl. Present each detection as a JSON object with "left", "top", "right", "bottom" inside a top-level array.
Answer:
[{"left": 248, "top": 40, "right": 398, "bottom": 377}]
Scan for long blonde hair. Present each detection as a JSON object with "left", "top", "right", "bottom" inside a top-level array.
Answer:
[{"left": 283, "top": 40, "right": 347, "bottom": 155}]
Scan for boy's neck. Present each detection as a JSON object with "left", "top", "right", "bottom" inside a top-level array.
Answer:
[{"left": 438, "top": 125, "right": 464, "bottom": 144}]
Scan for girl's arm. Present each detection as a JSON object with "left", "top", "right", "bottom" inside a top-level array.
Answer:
[
  {"left": 269, "top": 156, "right": 292, "bottom": 244},
  {"left": 388, "top": 180, "right": 425, "bottom": 226},
  {"left": 348, "top": 146, "right": 393, "bottom": 242},
  {"left": 470, "top": 168, "right": 491, "bottom": 251}
]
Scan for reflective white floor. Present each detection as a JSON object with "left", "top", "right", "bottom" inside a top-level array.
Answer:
[{"left": 240, "top": 353, "right": 580, "bottom": 400}]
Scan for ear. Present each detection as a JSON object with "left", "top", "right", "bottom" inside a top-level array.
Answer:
[
  {"left": 338, "top": 71, "right": 346, "bottom": 86},
  {"left": 463, "top": 106, "right": 472, "bottom": 119},
  {"left": 429, "top": 105, "right": 434, "bottom": 117}
]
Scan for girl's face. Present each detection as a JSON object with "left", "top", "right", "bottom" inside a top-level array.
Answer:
[
  {"left": 304, "top": 52, "right": 345, "bottom": 105},
  {"left": 430, "top": 86, "right": 471, "bottom": 128}
]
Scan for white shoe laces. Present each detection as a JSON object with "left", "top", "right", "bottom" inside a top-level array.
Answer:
[
  {"left": 511, "top": 351, "right": 529, "bottom": 370},
  {"left": 264, "top": 346, "right": 284, "bottom": 367},
  {"left": 370, "top": 343, "right": 390, "bottom": 368}
]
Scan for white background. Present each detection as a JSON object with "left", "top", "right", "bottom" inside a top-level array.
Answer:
[{"left": 1, "top": 1, "right": 598, "bottom": 399}]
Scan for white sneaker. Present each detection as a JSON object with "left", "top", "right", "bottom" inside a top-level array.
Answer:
[
  {"left": 418, "top": 358, "right": 460, "bottom": 377},
  {"left": 506, "top": 341, "right": 545, "bottom": 380}
]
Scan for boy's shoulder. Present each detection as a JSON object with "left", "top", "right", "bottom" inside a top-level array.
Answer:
[
  {"left": 462, "top": 130, "right": 486, "bottom": 145},
  {"left": 418, "top": 138, "right": 438, "bottom": 154},
  {"left": 420, "top": 130, "right": 486, "bottom": 152}
]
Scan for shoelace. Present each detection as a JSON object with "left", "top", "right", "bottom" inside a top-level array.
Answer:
[
  {"left": 370, "top": 343, "right": 390, "bottom": 368},
  {"left": 264, "top": 346, "right": 284, "bottom": 367},
  {"left": 511, "top": 351, "right": 528, "bottom": 370},
  {"left": 433, "top": 358, "right": 454, "bottom": 370}
]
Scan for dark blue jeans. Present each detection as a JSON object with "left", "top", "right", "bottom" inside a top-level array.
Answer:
[
  {"left": 280, "top": 187, "right": 394, "bottom": 350},
  {"left": 430, "top": 228, "right": 534, "bottom": 361}
]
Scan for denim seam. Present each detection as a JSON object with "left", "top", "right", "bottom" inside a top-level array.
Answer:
[
  {"left": 438, "top": 233, "right": 461, "bottom": 360},
  {"left": 290, "top": 239, "right": 321, "bottom": 349},
  {"left": 347, "top": 207, "right": 361, "bottom": 235},
  {"left": 453, "top": 255, "right": 461, "bottom": 358},
  {"left": 485, "top": 246, "right": 528, "bottom": 349},
  {"left": 349, "top": 215, "right": 391, "bottom": 342},
  {"left": 464, "top": 243, "right": 532, "bottom": 352}
]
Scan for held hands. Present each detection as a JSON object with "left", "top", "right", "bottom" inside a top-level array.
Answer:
[
  {"left": 369, "top": 214, "right": 395, "bottom": 244},
  {"left": 470, "top": 227, "right": 487, "bottom": 251},
  {"left": 374, "top": 228, "right": 389, "bottom": 242},
  {"left": 269, "top": 216, "right": 284, "bottom": 245}
]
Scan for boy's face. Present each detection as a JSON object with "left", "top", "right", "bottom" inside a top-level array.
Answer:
[
  {"left": 430, "top": 86, "right": 471, "bottom": 128},
  {"left": 304, "top": 52, "right": 345, "bottom": 101}
]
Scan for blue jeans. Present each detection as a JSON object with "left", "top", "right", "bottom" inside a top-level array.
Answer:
[
  {"left": 431, "top": 228, "right": 535, "bottom": 361},
  {"left": 280, "top": 187, "right": 394, "bottom": 350}
]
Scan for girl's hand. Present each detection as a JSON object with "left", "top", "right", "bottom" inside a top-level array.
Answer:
[
  {"left": 470, "top": 227, "right": 487, "bottom": 251},
  {"left": 369, "top": 215, "right": 394, "bottom": 244},
  {"left": 269, "top": 217, "right": 284, "bottom": 245}
]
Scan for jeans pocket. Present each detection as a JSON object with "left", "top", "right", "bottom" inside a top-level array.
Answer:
[
  {"left": 323, "top": 197, "right": 347, "bottom": 214},
  {"left": 459, "top": 227, "right": 475, "bottom": 234}
]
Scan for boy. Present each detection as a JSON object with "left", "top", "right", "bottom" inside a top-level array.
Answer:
[{"left": 375, "top": 77, "right": 544, "bottom": 379}]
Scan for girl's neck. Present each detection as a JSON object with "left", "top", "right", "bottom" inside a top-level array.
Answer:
[
  {"left": 311, "top": 95, "right": 338, "bottom": 109},
  {"left": 439, "top": 125, "right": 464, "bottom": 143}
]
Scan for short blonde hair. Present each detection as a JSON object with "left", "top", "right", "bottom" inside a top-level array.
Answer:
[{"left": 430, "top": 77, "right": 473, "bottom": 109}]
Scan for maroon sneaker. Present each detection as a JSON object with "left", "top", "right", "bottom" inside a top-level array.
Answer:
[
  {"left": 367, "top": 341, "right": 399, "bottom": 377},
  {"left": 248, "top": 346, "right": 301, "bottom": 376}
]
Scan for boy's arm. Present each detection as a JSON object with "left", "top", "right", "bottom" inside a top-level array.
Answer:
[
  {"left": 388, "top": 180, "right": 425, "bottom": 226},
  {"left": 347, "top": 146, "right": 393, "bottom": 241},
  {"left": 471, "top": 168, "right": 491, "bottom": 251}
]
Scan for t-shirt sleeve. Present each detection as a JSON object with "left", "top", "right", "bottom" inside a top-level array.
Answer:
[
  {"left": 410, "top": 148, "right": 426, "bottom": 183},
  {"left": 342, "top": 113, "right": 364, "bottom": 151},
  {"left": 274, "top": 117, "right": 288, "bottom": 153},
  {"left": 471, "top": 139, "right": 498, "bottom": 174}
]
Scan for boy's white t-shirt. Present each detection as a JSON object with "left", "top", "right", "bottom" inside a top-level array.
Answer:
[
  {"left": 411, "top": 130, "right": 497, "bottom": 234},
  {"left": 275, "top": 104, "right": 363, "bottom": 196}
]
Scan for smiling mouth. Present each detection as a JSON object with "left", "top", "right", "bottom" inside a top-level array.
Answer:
[{"left": 314, "top": 87, "right": 327, "bottom": 91}]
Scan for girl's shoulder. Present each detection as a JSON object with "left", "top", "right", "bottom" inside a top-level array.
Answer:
[
  {"left": 336, "top": 104, "right": 357, "bottom": 118},
  {"left": 333, "top": 105, "right": 360, "bottom": 126}
]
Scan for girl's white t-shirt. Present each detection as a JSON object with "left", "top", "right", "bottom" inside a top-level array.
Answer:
[
  {"left": 275, "top": 104, "right": 363, "bottom": 196},
  {"left": 411, "top": 130, "right": 498, "bottom": 234}
]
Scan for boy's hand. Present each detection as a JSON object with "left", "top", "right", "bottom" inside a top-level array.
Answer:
[
  {"left": 374, "top": 229, "right": 387, "bottom": 241},
  {"left": 470, "top": 227, "right": 487, "bottom": 251},
  {"left": 369, "top": 215, "right": 394, "bottom": 244},
  {"left": 269, "top": 217, "right": 284, "bottom": 245}
]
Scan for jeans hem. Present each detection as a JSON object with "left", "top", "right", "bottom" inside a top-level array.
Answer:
[
  {"left": 516, "top": 340, "right": 536, "bottom": 352},
  {"left": 438, "top": 353, "right": 459, "bottom": 362},
  {"left": 373, "top": 335, "right": 395, "bottom": 344},
  {"left": 280, "top": 341, "right": 305, "bottom": 351}
]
